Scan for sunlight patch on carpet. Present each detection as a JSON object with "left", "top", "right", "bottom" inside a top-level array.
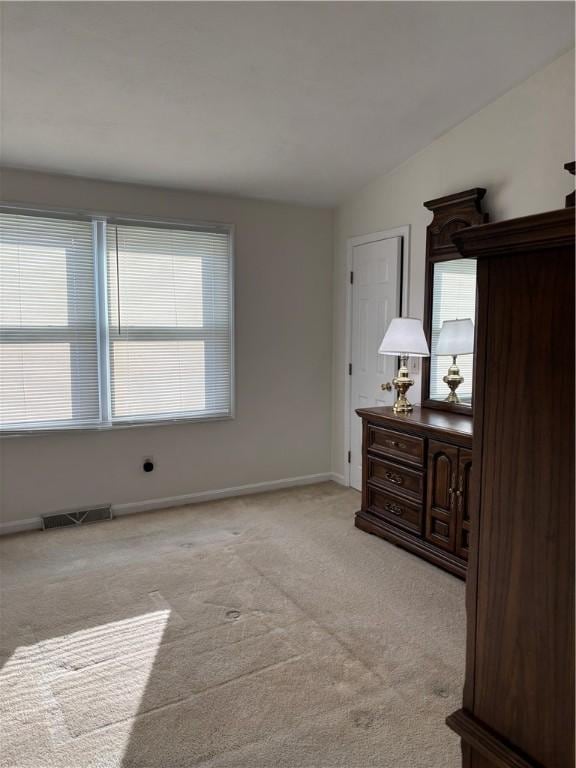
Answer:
[{"left": 0, "top": 609, "right": 170, "bottom": 763}]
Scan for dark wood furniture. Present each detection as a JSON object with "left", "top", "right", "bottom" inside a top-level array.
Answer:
[
  {"left": 355, "top": 406, "right": 472, "bottom": 578},
  {"left": 446, "top": 204, "right": 575, "bottom": 767},
  {"left": 421, "top": 188, "right": 488, "bottom": 414},
  {"left": 565, "top": 160, "right": 575, "bottom": 207}
]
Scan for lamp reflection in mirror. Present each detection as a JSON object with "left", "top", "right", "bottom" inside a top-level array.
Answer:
[
  {"left": 436, "top": 318, "right": 474, "bottom": 403},
  {"left": 378, "top": 318, "right": 430, "bottom": 414}
]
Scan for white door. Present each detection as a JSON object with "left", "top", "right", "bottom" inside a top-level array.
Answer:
[{"left": 350, "top": 237, "right": 402, "bottom": 491}]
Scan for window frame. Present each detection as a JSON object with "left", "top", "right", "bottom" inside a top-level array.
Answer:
[
  {"left": 0, "top": 205, "right": 235, "bottom": 437},
  {"left": 428, "top": 258, "right": 476, "bottom": 403}
]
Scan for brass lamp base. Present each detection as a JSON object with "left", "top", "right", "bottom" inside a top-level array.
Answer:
[
  {"left": 392, "top": 356, "right": 415, "bottom": 414},
  {"left": 443, "top": 356, "right": 464, "bottom": 403}
]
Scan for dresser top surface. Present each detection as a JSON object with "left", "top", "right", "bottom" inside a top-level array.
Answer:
[{"left": 356, "top": 405, "right": 473, "bottom": 440}]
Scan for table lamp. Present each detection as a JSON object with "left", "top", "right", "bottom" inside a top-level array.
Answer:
[
  {"left": 436, "top": 318, "right": 474, "bottom": 403},
  {"left": 378, "top": 317, "right": 430, "bottom": 414}
]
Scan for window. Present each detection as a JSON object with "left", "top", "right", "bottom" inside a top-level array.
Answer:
[
  {"left": 0, "top": 210, "right": 233, "bottom": 432},
  {"left": 429, "top": 258, "right": 476, "bottom": 403},
  {"left": 0, "top": 213, "right": 100, "bottom": 429}
]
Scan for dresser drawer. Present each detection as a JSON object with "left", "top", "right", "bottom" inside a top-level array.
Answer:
[
  {"left": 367, "top": 424, "right": 424, "bottom": 466},
  {"left": 367, "top": 486, "right": 422, "bottom": 534},
  {"left": 367, "top": 455, "right": 424, "bottom": 500}
]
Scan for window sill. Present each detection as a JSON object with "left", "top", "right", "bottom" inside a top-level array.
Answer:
[{"left": 0, "top": 412, "right": 235, "bottom": 438}]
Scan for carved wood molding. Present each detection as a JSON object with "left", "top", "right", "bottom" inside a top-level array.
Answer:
[
  {"left": 446, "top": 709, "right": 544, "bottom": 768},
  {"left": 452, "top": 206, "right": 575, "bottom": 259},
  {"left": 424, "top": 188, "right": 488, "bottom": 255}
]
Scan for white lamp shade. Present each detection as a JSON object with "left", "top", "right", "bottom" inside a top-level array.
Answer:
[
  {"left": 436, "top": 318, "right": 474, "bottom": 356},
  {"left": 378, "top": 317, "right": 430, "bottom": 357}
]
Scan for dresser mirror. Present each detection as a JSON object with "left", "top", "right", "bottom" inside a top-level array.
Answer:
[
  {"left": 428, "top": 258, "right": 476, "bottom": 406},
  {"left": 421, "top": 188, "right": 488, "bottom": 414}
]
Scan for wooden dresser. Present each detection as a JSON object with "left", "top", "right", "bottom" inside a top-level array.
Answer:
[
  {"left": 446, "top": 205, "right": 575, "bottom": 766},
  {"left": 355, "top": 406, "right": 472, "bottom": 578}
]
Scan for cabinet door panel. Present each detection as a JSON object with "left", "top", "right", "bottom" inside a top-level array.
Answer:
[
  {"left": 455, "top": 448, "right": 472, "bottom": 560},
  {"left": 431, "top": 452, "right": 452, "bottom": 510},
  {"left": 426, "top": 440, "right": 458, "bottom": 552}
]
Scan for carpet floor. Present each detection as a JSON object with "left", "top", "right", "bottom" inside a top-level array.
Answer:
[{"left": 0, "top": 482, "right": 465, "bottom": 768}]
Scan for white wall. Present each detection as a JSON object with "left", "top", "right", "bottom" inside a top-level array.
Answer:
[
  {"left": 0, "top": 170, "right": 334, "bottom": 526},
  {"left": 2, "top": 49, "right": 574, "bottom": 524},
  {"left": 332, "top": 49, "right": 575, "bottom": 480}
]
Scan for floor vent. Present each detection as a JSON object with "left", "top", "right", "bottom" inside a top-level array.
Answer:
[{"left": 42, "top": 505, "right": 113, "bottom": 530}]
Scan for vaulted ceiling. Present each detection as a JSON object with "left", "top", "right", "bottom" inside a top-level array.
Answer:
[{"left": 1, "top": 2, "right": 573, "bottom": 205}]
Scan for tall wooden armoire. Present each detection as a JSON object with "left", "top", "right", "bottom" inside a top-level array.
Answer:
[{"left": 446, "top": 200, "right": 575, "bottom": 766}]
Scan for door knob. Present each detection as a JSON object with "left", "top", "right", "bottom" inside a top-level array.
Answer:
[{"left": 381, "top": 382, "right": 392, "bottom": 391}]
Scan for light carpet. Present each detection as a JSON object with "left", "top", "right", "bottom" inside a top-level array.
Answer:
[{"left": 0, "top": 482, "right": 465, "bottom": 767}]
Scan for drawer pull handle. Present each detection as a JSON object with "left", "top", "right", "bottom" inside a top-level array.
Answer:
[
  {"left": 384, "top": 502, "right": 403, "bottom": 516},
  {"left": 385, "top": 471, "right": 403, "bottom": 485},
  {"left": 386, "top": 439, "right": 406, "bottom": 449}
]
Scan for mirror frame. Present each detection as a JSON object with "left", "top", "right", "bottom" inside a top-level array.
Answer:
[{"left": 421, "top": 188, "right": 488, "bottom": 415}]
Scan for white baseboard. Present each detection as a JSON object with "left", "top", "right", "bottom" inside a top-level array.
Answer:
[
  {"left": 0, "top": 473, "right": 334, "bottom": 535},
  {"left": 329, "top": 472, "right": 348, "bottom": 486},
  {"left": 0, "top": 517, "right": 42, "bottom": 535},
  {"left": 113, "top": 472, "right": 333, "bottom": 517}
]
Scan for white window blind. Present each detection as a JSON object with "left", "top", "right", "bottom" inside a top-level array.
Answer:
[
  {"left": 0, "top": 212, "right": 100, "bottom": 429},
  {"left": 106, "top": 222, "right": 233, "bottom": 423},
  {"left": 0, "top": 209, "right": 233, "bottom": 432},
  {"left": 429, "top": 259, "right": 476, "bottom": 402}
]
